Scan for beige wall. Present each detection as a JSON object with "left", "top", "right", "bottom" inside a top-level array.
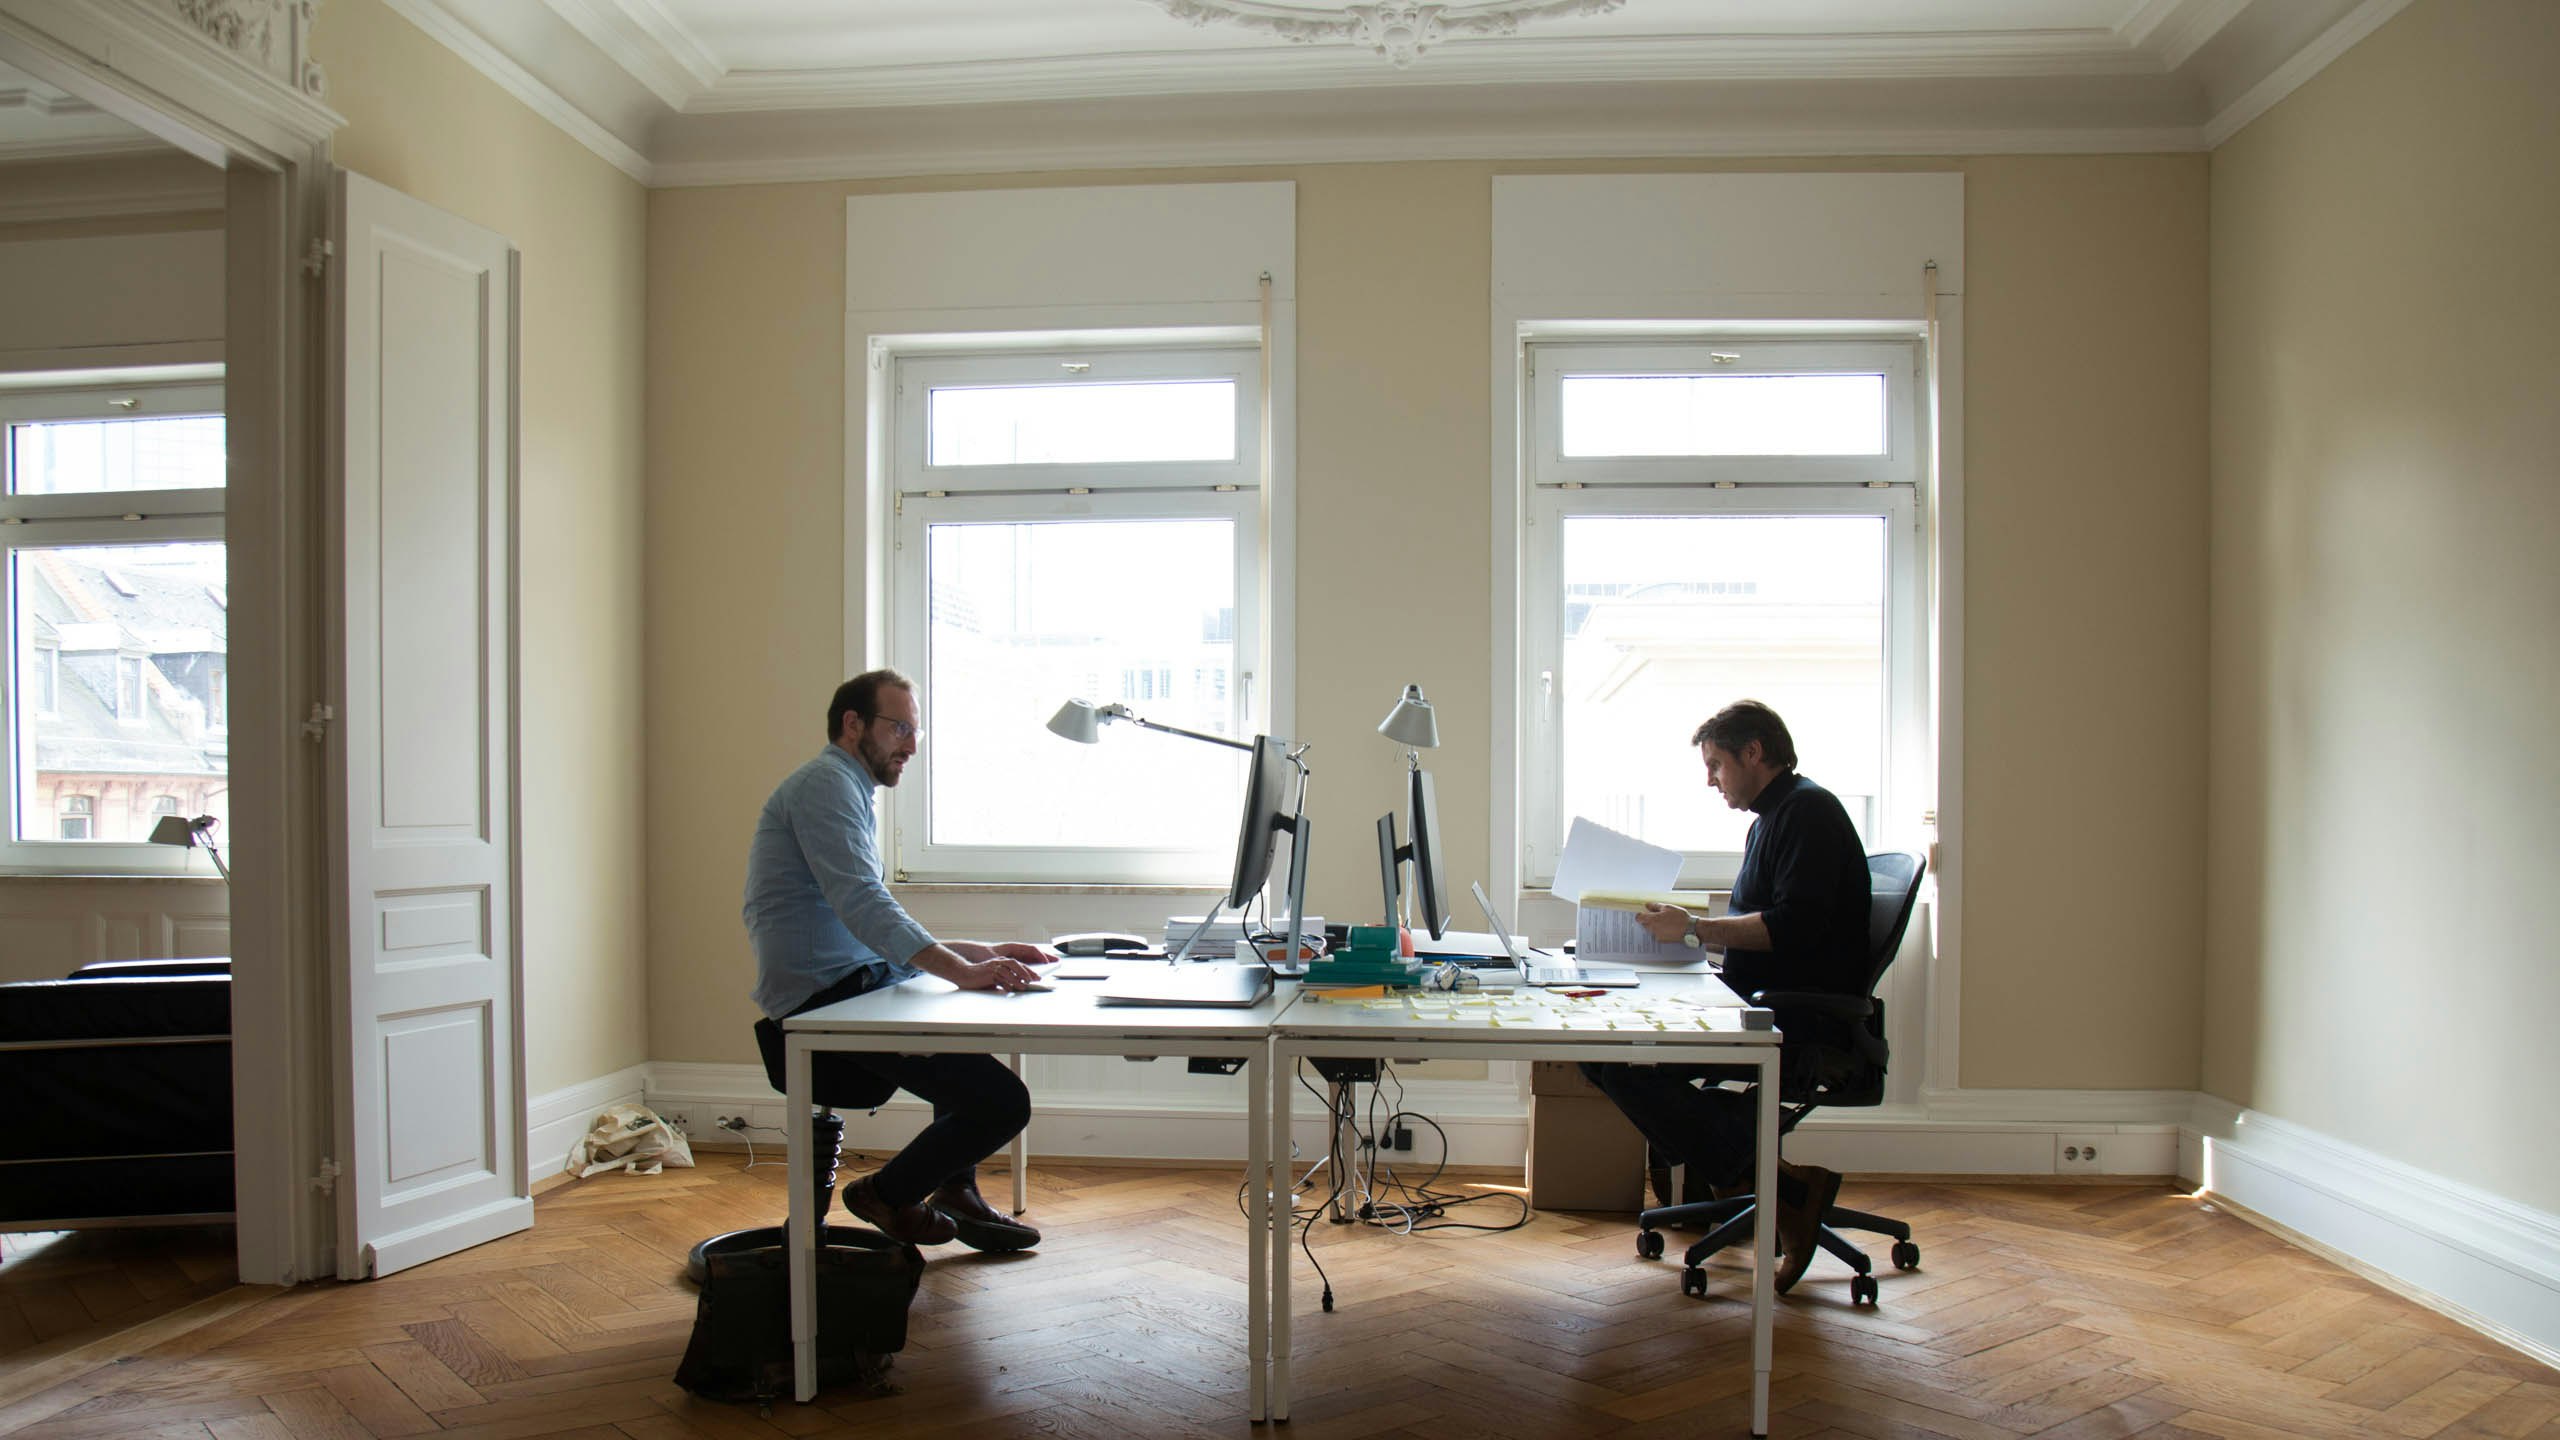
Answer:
[
  {"left": 1959, "top": 155, "right": 2211, "bottom": 1088},
  {"left": 315, "top": 0, "right": 651, "bottom": 1096},
  {"left": 2206, "top": 0, "right": 2560, "bottom": 1209},
  {"left": 646, "top": 156, "right": 2212, "bottom": 1088}
]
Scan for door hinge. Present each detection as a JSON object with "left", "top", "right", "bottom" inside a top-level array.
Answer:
[
  {"left": 302, "top": 702, "right": 335, "bottom": 741},
  {"left": 302, "top": 238, "right": 333, "bottom": 279},
  {"left": 310, "top": 1156, "right": 340, "bottom": 1195}
]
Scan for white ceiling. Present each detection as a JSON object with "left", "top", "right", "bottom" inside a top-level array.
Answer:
[{"left": 377, "top": 0, "right": 2414, "bottom": 185}]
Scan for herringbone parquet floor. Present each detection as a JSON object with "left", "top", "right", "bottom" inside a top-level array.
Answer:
[{"left": 1, "top": 1154, "right": 2553, "bottom": 1438}]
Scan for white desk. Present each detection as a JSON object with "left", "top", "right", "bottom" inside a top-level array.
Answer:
[
  {"left": 1267, "top": 973, "right": 1782, "bottom": 1436},
  {"left": 783, "top": 968, "right": 1782, "bottom": 1434},
  {"left": 781, "top": 970, "right": 1287, "bottom": 1414}
]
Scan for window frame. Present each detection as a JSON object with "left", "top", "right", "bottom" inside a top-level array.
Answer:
[
  {"left": 885, "top": 343, "right": 1266, "bottom": 885},
  {"left": 1, "top": 377, "right": 226, "bottom": 873},
  {"left": 1521, "top": 337, "right": 1927, "bottom": 889}
]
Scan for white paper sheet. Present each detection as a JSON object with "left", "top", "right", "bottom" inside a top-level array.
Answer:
[
  {"left": 1574, "top": 905, "right": 1708, "bottom": 965},
  {"left": 1549, "top": 816, "right": 1682, "bottom": 905}
]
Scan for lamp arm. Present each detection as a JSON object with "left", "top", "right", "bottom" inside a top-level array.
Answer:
[{"left": 1120, "top": 712, "right": 1259, "bottom": 753}]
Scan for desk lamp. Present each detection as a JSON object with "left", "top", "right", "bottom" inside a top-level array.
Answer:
[
  {"left": 1048, "top": 698, "right": 1313, "bottom": 963},
  {"left": 148, "top": 813, "right": 230, "bottom": 883},
  {"left": 1376, "top": 684, "right": 1439, "bottom": 768}
]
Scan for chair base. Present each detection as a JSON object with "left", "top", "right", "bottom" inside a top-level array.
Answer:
[{"left": 1635, "top": 1194, "right": 1918, "bottom": 1306}]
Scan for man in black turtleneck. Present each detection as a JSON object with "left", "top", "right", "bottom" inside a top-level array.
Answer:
[{"left": 1579, "top": 699, "right": 1870, "bottom": 1293}]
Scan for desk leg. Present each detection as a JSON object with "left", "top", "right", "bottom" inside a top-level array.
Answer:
[
  {"left": 1751, "top": 1046, "right": 1778, "bottom": 1437},
  {"left": 787, "top": 1038, "right": 815, "bottom": 1403},
  {"left": 1270, "top": 1043, "right": 1292, "bottom": 1421},
  {"left": 1246, "top": 1047, "right": 1268, "bottom": 1422},
  {"left": 1008, "top": 1052, "right": 1029, "bottom": 1214}
]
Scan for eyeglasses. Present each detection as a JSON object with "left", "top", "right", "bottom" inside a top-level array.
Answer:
[{"left": 864, "top": 714, "right": 921, "bottom": 743}]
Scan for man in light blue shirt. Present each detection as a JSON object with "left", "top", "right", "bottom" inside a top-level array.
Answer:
[{"left": 744, "top": 669, "right": 1053, "bottom": 1250}]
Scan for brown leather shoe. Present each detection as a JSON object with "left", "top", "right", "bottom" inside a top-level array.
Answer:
[
  {"left": 840, "top": 1175, "right": 957, "bottom": 1246},
  {"left": 1772, "top": 1162, "right": 1842, "bottom": 1295},
  {"left": 929, "top": 1173, "right": 1040, "bottom": 1252}
]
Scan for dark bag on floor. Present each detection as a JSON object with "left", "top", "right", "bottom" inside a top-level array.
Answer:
[{"left": 673, "top": 1232, "right": 924, "bottom": 1406}]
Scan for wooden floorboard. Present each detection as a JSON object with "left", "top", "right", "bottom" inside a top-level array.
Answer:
[{"left": 2, "top": 1156, "right": 2554, "bottom": 1437}]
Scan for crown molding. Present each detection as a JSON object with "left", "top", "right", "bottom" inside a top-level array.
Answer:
[
  {"left": 2133, "top": 0, "right": 2250, "bottom": 71},
  {"left": 650, "top": 122, "right": 2204, "bottom": 190},
  {"left": 535, "top": 0, "right": 716, "bottom": 111},
  {"left": 376, "top": 0, "right": 653, "bottom": 183},
  {"left": 692, "top": 31, "right": 2173, "bottom": 115},
  {"left": 368, "top": 0, "right": 2412, "bottom": 188},
  {"left": 0, "top": 134, "right": 171, "bottom": 163},
  {"left": 2200, "top": 0, "right": 2416, "bottom": 148},
  {"left": 0, "top": 153, "right": 225, "bottom": 221}
]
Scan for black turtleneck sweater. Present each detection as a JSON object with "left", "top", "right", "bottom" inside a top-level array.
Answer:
[{"left": 1717, "top": 771, "right": 1871, "bottom": 1002}]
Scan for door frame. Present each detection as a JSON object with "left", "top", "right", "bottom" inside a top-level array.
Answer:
[{"left": 0, "top": 0, "right": 344, "bottom": 1284}]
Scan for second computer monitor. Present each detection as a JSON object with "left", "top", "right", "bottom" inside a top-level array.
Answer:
[
  {"left": 1375, "top": 812, "right": 1402, "bottom": 926},
  {"left": 1406, "top": 766, "right": 1449, "bottom": 939}
]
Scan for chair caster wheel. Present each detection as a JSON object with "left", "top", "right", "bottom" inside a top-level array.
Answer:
[
  {"left": 1892, "top": 1240, "right": 1920, "bottom": 1270},
  {"left": 1679, "top": 1266, "right": 1707, "bottom": 1298},
  {"left": 1852, "top": 1273, "right": 1879, "bottom": 1305},
  {"left": 1637, "top": 1230, "right": 1665, "bottom": 1260}
]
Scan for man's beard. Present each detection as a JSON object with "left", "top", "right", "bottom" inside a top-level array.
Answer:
[{"left": 860, "top": 735, "right": 904, "bottom": 786}]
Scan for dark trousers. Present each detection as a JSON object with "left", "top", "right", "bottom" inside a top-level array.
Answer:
[
  {"left": 756, "top": 970, "right": 1031, "bottom": 1208},
  {"left": 1578, "top": 1062, "right": 1763, "bottom": 1192}
]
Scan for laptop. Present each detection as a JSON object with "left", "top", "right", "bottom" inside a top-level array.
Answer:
[
  {"left": 1097, "top": 961, "right": 1276, "bottom": 1008},
  {"left": 1469, "top": 882, "right": 1637, "bottom": 988}
]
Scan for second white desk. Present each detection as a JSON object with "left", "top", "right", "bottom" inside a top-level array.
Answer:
[{"left": 1267, "top": 975, "right": 1782, "bottom": 1436}]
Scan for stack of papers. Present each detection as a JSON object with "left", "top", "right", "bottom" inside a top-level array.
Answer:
[{"left": 1555, "top": 818, "right": 1703, "bottom": 965}]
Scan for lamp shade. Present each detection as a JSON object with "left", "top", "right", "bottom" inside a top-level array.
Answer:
[
  {"left": 148, "top": 814, "right": 199, "bottom": 848},
  {"left": 1047, "top": 699, "right": 1104, "bottom": 744},
  {"left": 1377, "top": 684, "right": 1440, "bottom": 750}
]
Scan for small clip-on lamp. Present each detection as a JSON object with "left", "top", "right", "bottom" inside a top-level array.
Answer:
[
  {"left": 148, "top": 813, "right": 230, "bottom": 883},
  {"left": 1047, "top": 699, "right": 1312, "bottom": 964}
]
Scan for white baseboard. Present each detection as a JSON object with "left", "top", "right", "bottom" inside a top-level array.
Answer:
[
  {"left": 2188, "top": 1096, "right": 2560, "bottom": 1370},
  {"left": 631, "top": 1058, "right": 2560, "bottom": 1364},
  {"left": 527, "top": 1064, "right": 647, "bottom": 1184}
]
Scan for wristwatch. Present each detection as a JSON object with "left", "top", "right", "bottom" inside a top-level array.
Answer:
[{"left": 1682, "top": 916, "right": 1703, "bottom": 949}]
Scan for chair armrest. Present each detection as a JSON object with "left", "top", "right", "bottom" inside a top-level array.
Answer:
[{"left": 1748, "top": 990, "right": 1873, "bottom": 1021}]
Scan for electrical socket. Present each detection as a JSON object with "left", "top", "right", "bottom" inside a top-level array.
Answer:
[
  {"left": 664, "top": 1111, "right": 690, "bottom": 1131},
  {"left": 2056, "top": 1134, "right": 2108, "bottom": 1172},
  {"left": 716, "top": 1115, "right": 747, "bottom": 1131}
]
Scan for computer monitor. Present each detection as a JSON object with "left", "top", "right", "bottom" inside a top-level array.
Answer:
[
  {"left": 1226, "top": 734, "right": 1291, "bottom": 908},
  {"left": 1406, "top": 766, "right": 1449, "bottom": 940},
  {"left": 1169, "top": 734, "right": 1304, "bottom": 964},
  {"left": 1375, "top": 813, "right": 1403, "bottom": 926}
]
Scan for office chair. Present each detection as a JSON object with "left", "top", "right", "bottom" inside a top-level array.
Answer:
[{"left": 1635, "top": 851, "right": 1927, "bottom": 1305}]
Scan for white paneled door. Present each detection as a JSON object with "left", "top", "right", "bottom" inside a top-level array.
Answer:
[{"left": 329, "top": 170, "right": 528, "bottom": 1279}]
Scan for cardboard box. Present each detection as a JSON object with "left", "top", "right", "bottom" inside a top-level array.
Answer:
[
  {"left": 1525, "top": 1094, "right": 1646, "bottom": 1212},
  {"left": 1530, "top": 1059, "right": 1605, "bottom": 1097}
]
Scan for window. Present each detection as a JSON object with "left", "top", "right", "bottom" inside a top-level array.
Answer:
[
  {"left": 888, "top": 344, "right": 1263, "bottom": 883},
  {"left": 1523, "top": 340, "right": 1926, "bottom": 888},
  {"left": 2, "top": 378, "right": 226, "bottom": 866},
  {"left": 152, "top": 795, "right": 183, "bottom": 816}
]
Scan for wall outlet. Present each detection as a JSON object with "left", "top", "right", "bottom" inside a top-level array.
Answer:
[
  {"left": 663, "top": 1111, "right": 690, "bottom": 1132},
  {"left": 2056, "top": 1134, "right": 2108, "bottom": 1171}
]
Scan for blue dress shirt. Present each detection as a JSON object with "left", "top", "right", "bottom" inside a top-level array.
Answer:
[{"left": 742, "top": 744, "right": 938, "bottom": 1020}]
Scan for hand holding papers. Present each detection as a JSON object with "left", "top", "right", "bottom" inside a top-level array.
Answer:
[{"left": 1555, "top": 818, "right": 1707, "bottom": 966}]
